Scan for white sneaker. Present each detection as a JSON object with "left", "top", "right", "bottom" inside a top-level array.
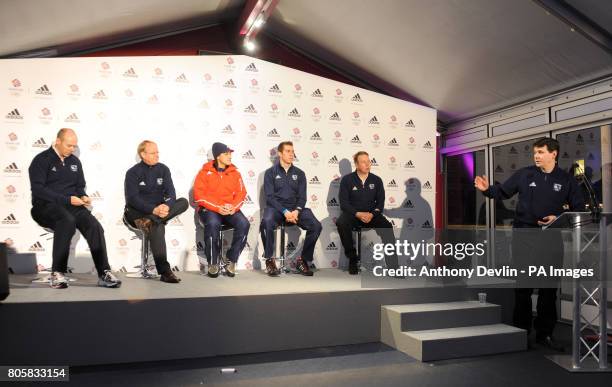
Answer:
[
  {"left": 98, "top": 270, "right": 122, "bottom": 288},
  {"left": 50, "top": 271, "right": 68, "bottom": 289}
]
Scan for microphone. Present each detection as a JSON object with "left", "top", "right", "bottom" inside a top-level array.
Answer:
[{"left": 572, "top": 160, "right": 601, "bottom": 221}]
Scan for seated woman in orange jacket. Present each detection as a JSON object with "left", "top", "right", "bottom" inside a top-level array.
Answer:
[{"left": 193, "top": 142, "right": 250, "bottom": 278}]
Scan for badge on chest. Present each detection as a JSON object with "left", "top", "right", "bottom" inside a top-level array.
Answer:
[{"left": 157, "top": 178, "right": 163, "bottom": 186}]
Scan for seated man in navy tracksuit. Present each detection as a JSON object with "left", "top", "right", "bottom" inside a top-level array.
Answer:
[
  {"left": 124, "top": 140, "right": 188, "bottom": 283},
  {"left": 260, "top": 141, "right": 322, "bottom": 277},
  {"left": 337, "top": 151, "right": 398, "bottom": 275},
  {"left": 28, "top": 128, "right": 121, "bottom": 289},
  {"left": 475, "top": 137, "right": 585, "bottom": 350}
]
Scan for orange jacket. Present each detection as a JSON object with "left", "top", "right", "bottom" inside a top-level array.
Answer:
[{"left": 193, "top": 160, "right": 247, "bottom": 213}]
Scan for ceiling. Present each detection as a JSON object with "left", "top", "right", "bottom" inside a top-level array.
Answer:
[{"left": 1, "top": 0, "right": 611, "bottom": 125}]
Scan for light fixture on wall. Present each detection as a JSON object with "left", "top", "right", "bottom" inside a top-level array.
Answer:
[{"left": 238, "top": 0, "right": 279, "bottom": 52}]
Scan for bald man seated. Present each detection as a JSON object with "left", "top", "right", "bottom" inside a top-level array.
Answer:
[
  {"left": 124, "top": 140, "right": 188, "bottom": 284},
  {"left": 28, "top": 128, "right": 122, "bottom": 289}
]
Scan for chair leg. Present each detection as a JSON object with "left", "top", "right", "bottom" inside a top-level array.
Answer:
[
  {"left": 356, "top": 230, "right": 362, "bottom": 272},
  {"left": 279, "top": 224, "right": 287, "bottom": 272}
]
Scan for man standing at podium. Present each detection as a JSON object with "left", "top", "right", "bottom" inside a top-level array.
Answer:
[{"left": 474, "top": 137, "right": 584, "bottom": 350}]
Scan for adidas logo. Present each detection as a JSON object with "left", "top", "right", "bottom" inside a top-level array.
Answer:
[
  {"left": 576, "top": 134, "right": 584, "bottom": 143},
  {"left": 269, "top": 83, "right": 281, "bottom": 93},
  {"left": 5, "top": 109, "right": 23, "bottom": 119},
  {"left": 223, "top": 79, "right": 236, "bottom": 88},
  {"left": 369, "top": 116, "right": 379, "bottom": 125},
  {"left": 69, "top": 84, "right": 79, "bottom": 93},
  {"left": 245, "top": 62, "right": 258, "bottom": 72},
  {"left": 309, "top": 176, "right": 321, "bottom": 185},
  {"left": 4, "top": 162, "right": 20, "bottom": 173},
  {"left": 326, "top": 242, "right": 338, "bottom": 250},
  {"left": 350, "top": 135, "right": 361, "bottom": 144},
  {"left": 123, "top": 67, "right": 137, "bottom": 77},
  {"left": 288, "top": 108, "right": 301, "bottom": 117},
  {"left": 329, "top": 112, "right": 341, "bottom": 121},
  {"left": 286, "top": 241, "right": 297, "bottom": 251},
  {"left": 587, "top": 153, "right": 595, "bottom": 160},
  {"left": 310, "top": 132, "right": 322, "bottom": 141},
  {"left": 388, "top": 138, "right": 399, "bottom": 146},
  {"left": 65, "top": 113, "right": 79, "bottom": 122},
  {"left": 423, "top": 181, "right": 432, "bottom": 189},
  {"left": 28, "top": 241, "right": 44, "bottom": 252},
  {"left": 404, "top": 160, "right": 415, "bottom": 168},
  {"left": 90, "top": 191, "right": 103, "bottom": 199},
  {"left": 351, "top": 93, "right": 362, "bottom": 102},
  {"left": 32, "top": 137, "right": 47, "bottom": 147},
  {"left": 222, "top": 125, "right": 234, "bottom": 134},
  {"left": 423, "top": 140, "right": 433, "bottom": 149},
  {"left": 244, "top": 195, "right": 254, "bottom": 204},
  {"left": 176, "top": 73, "right": 188, "bottom": 82},
  {"left": 328, "top": 197, "right": 339, "bottom": 207},
  {"left": 405, "top": 119, "right": 415, "bottom": 128},
  {"left": 404, "top": 200, "right": 415, "bottom": 209},
  {"left": 509, "top": 146, "right": 518, "bottom": 154},
  {"left": 92, "top": 89, "right": 107, "bottom": 99},
  {"left": 1, "top": 213, "right": 18, "bottom": 224},
  {"left": 169, "top": 217, "right": 183, "bottom": 226},
  {"left": 311, "top": 88, "right": 323, "bottom": 97},
  {"left": 244, "top": 104, "right": 257, "bottom": 113},
  {"left": 148, "top": 95, "right": 159, "bottom": 104},
  {"left": 387, "top": 179, "right": 398, "bottom": 188},
  {"left": 243, "top": 150, "right": 255, "bottom": 159},
  {"left": 495, "top": 165, "right": 504, "bottom": 173},
  {"left": 35, "top": 84, "right": 52, "bottom": 95},
  {"left": 562, "top": 152, "right": 570, "bottom": 159},
  {"left": 267, "top": 128, "right": 280, "bottom": 137},
  {"left": 328, "top": 155, "right": 339, "bottom": 164},
  {"left": 194, "top": 241, "right": 205, "bottom": 251},
  {"left": 422, "top": 220, "right": 432, "bottom": 229},
  {"left": 371, "top": 158, "right": 379, "bottom": 166}
]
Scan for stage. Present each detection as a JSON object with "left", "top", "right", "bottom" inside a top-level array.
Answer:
[{"left": 0, "top": 269, "right": 514, "bottom": 366}]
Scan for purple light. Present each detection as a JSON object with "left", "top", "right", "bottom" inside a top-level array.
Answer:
[{"left": 461, "top": 152, "right": 474, "bottom": 178}]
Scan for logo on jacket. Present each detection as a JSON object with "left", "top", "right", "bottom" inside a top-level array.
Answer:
[
  {"left": 529, "top": 182, "right": 536, "bottom": 187},
  {"left": 70, "top": 165, "right": 78, "bottom": 172},
  {"left": 157, "top": 178, "right": 163, "bottom": 185},
  {"left": 292, "top": 174, "right": 298, "bottom": 180},
  {"left": 51, "top": 166, "right": 56, "bottom": 172},
  {"left": 553, "top": 183, "right": 562, "bottom": 192},
  {"left": 139, "top": 181, "right": 146, "bottom": 186},
  {"left": 369, "top": 183, "right": 375, "bottom": 189},
  {"left": 275, "top": 174, "right": 281, "bottom": 179}
]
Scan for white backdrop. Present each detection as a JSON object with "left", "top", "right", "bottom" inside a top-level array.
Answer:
[{"left": 0, "top": 55, "right": 437, "bottom": 272}]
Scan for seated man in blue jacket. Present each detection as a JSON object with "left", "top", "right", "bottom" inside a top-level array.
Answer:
[
  {"left": 29, "top": 128, "right": 121, "bottom": 289},
  {"left": 260, "top": 141, "right": 322, "bottom": 276},
  {"left": 337, "top": 151, "right": 398, "bottom": 275},
  {"left": 124, "top": 140, "right": 188, "bottom": 283}
]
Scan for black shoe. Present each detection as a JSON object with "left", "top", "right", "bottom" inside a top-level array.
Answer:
[
  {"left": 265, "top": 258, "right": 280, "bottom": 277},
  {"left": 296, "top": 257, "right": 313, "bottom": 276},
  {"left": 225, "top": 262, "right": 236, "bottom": 277},
  {"left": 348, "top": 260, "right": 359, "bottom": 275},
  {"left": 536, "top": 336, "right": 565, "bottom": 352},
  {"left": 208, "top": 264, "right": 220, "bottom": 278},
  {"left": 160, "top": 270, "right": 181, "bottom": 283}
]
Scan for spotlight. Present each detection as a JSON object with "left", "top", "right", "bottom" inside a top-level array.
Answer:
[{"left": 244, "top": 40, "right": 256, "bottom": 52}]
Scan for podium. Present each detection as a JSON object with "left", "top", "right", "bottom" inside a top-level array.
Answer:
[{"left": 544, "top": 212, "right": 611, "bottom": 372}]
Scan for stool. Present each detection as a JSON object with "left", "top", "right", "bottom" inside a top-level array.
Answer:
[
  {"left": 276, "top": 222, "right": 298, "bottom": 274},
  {"left": 123, "top": 215, "right": 159, "bottom": 279},
  {"left": 197, "top": 211, "right": 234, "bottom": 270},
  {"left": 31, "top": 225, "right": 77, "bottom": 283}
]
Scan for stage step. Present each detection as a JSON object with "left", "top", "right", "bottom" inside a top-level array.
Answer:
[{"left": 381, "top": 301, "right": 526, "bottom": 361}]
